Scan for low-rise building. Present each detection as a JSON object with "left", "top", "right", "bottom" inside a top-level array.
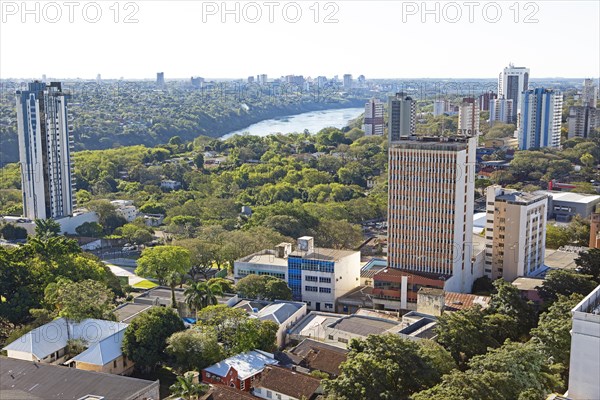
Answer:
[
  {"left": 202, "top": 350, "right": 278, "bottom": 392},
  {"left": 0, "top": 357, "right": 159, "bottom": 400},
  {"left": 2, "top": 318, "right": 133, "bottom": 375},
  {"left": 235, "top": 237, "right": 362, "bottom": 312},
  {"left": 111, "top": 200, "right": 138, "bottom": 222},
  {"left": 253, "top": 365, "right": 322, "bottom": 400},
  {"left": 568, "top": 284, "right": 600, "bottom": 400},
  {"left": 511, "top": 276, "right": 545, "bottom": 303},
  {"left": 232, "top": 299, "right": 307, "bottom": 348},
  {"left": 160, "top": 179, "right": 182, "bottom": 191},
  {"left": 278, "top": 339, "right": 348, "bottom": 378},
  {"left": 535, "top": 190, "right": 600, "bottom": 222}
]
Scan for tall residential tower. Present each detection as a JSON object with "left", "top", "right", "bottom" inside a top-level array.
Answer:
[
  {"left": 498, "top": 64, "right": 530, "bottom": 124},
  {"left": 363, "top": 98, "right": 385, "bottom": 136},
  {"left": 16, "top": 82, "right": 74, "bottom": 220},
  {"left": 518, "top": 88, "right": 563, "bottom": 150}
]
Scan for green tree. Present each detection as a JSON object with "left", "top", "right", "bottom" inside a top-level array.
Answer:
[
  {"left": 169, "top": 373, "right": 209, "bottom": 400},
  {"left": 184, "top": 281, "right": 224, "bottom": 314},
  {"left": 575, "top": 248, "right": 600, "bottom": 282},
  {"left": 323, "top": 334, "right": 454, "bottom": 400},
  {"left": 537, "top": 269, "right": 596, "bottom": 303},
  {"left": 193, "top": 153, "right": 204, "bottom": 169},
  {"left": 488, "top": 279, "right": 536, "bottom": 336},
  {"left": 136, "top": 246, "right": 191, "bottom": 306},
  {"left": 43, "top": 278, "right": 115, "bottom": 321},
  {"left": 166, "top": 328, "right": 225, "bottom": 372},
  {"left": 0, "top": 224, "right": 28, "bottom": 240},
  {"left": 75, "top": 222, "right": 104, "bottom": 237},
  {"left": 35, "top": 219, "right": 61, "bottom": 237},
  {"left": 235, "top": 274, "right": 292, "bottom": 301},
  {"left": 530, "top": 293, "right": 584, "bottom": 369},
  {"left": 122, "top": 306, "right": 185, "bottom": 370},
  {"left": 86, "top": 199, "right": 127, "bottom": 234},
  {"left": 315, "top": 219, "right": 363, "bottom": 249},
  {"left": 207, "top": 277, "right": 235, "bottom": 293}
]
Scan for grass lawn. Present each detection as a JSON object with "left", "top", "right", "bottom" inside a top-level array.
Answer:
[
  {"left": 132, "top": 279, "right": 159, "bottom": 289},
  {"left": 132, "top": 366, "right": 177, "bottom": 399}
]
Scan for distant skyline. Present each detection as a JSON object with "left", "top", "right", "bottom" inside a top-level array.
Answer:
[{"left": 1, "top": 1, "right": 599, "bottom": 80}]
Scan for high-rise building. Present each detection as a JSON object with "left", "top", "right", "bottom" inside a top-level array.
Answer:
[
  {"left": 156, "top": 72, "right": 165, "bottom": 87},
  {"left": 457, "top": 97, "right": 480, "bottom": 135},
  {"left": 343, "top": 74, "right": 352, "bottom": 90},
  {"left": 498, "top": 64, "right": 530, "bottom": 123},
  {"left": 581, "top": 78, "right": 598, "bottom": 108},
  {"left": 489, "top": 96, "right": 514, "bottom": 125},
  {"left": 16, "top": 81, "right": 74, "bottom": 220},
  {"left": 363, "top": 98, "right": 385, "bottom": 136},
  {"left": 388, "top": 93, "right": 416, "bottom": 141},
  {"left": 484, "top": 186, "right": 547, "bottom": 281},
  {"left": 568, "top": 284, "right": 600, "bottom": 400},
  {"left": 387, "top": 134, "right": 478, "bottom": 293},
  {"left": 432, "top": 100, "right": 446, "bottom": 116},
  {"left": 96, "top": 74, "right": 101, "bottom": 85},
  {"left": 479, "top": 91, "right": 497, "bottom": 111},
  {"left": 568, "top": 106, "right": 600, "bottom": 139},
  {"left": 518, "top": 88, "right": 563, "bottom": 150}
]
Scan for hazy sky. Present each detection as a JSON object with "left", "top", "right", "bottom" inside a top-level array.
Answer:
[{"left": 1, "top": 0, "right": 598, "bottom": 79}]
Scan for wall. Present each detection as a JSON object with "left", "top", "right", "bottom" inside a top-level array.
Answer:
[
  {"left": 277, "top": 303, "right": 307, "bottom": 348},
  {"left": 76, "top": 355, "right": 134, "bottom": 376},
  {"left": 57, "top": 212, "right": 99, "bottom": 235}
]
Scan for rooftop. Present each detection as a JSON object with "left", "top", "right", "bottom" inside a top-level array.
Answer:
[
  {"left": 360, "top": 258, "right": 387, "bottom": 279},
  {"left": 544, "top": 249, "right": 580, "bottom": 270},
  {"left": 237, "top": 249, "right": 288, "bottom": 267},
  {"left": 512, "top": 277, "right": 546, "bottom": 292},
  {"left": 536, "top": 190, "right": 600, "bottom": 205},
  {"left": 255, "top": 366, "right": 321, "bottom": 399},
  {"left": 573, "top": 284, "right": 600, "bottom": 315},
  {"left": 0, "top": 357, "right": 158, "bottom": 400},
  {"left": 203, "top": 350, "right": 278, "bottom": 380},
  {"left": 495, "top": 191, "right": 547, "bottom": 205},
  {"left": 289, "top": 247, "right": 358, "bottom": 261},
  {"left": 2, "top": 318, "right": 128, "bottom": 361},
  {"left": 114, "top": 303, "right": 154, "bottom": 323},
  {"left": 255, "top": 301, "right": 305, "bottom": 324},
  {"left": 201, "top": 385, "right": 258, "bottom": 400},
  {"left": 443, "top": 292, "right": 491, "bottom": 311},
  {"left": 328, "top": 314, "right": 400, "bottom": 336},
  {"left": 289, "top": 339, "right": 348, "bottom": 376}
]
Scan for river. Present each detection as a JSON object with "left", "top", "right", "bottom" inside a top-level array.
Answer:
[{"left": 221, "top": 107, "right": 364, "bottom": 139}]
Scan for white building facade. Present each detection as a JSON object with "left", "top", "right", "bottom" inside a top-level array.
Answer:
[
  {"left": 457, "top": 98, "right": 480, "bottom": 135},
  {"left": 363, "top": 98, "right": 385, "bottom": 136},
  {"left": 489, "top": 96, "right": 514, "bottom": 125},
  {"left": 498, "top": 64, "right": 530, "bottom": 124}
]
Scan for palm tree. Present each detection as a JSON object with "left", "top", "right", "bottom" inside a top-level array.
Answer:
[
  {"left": 169, "top": 373, "right": 208, "bottom": 400},
  {"left": 184, "top": 281, "right": 224, "bottom": 315}
]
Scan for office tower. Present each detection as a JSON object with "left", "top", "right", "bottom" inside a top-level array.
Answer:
[
  {"left": 343, "top": 74, "right": 352, "bottom": 90},
  {"left": 156, "top": 72, "right": 165, "bottom": 87},
  {"left": 387, "top": 134, "right": 477, "bottom": 293},
  {"left": 458, "top": 97, "right": 480, "bottom": 135},
  {"left": 518, "top": 88, "right": 563, "bottom": 150},
  {"left": 568, "top": 106, "right": 600, "bottom": 139},
  {"left": 498, "top": 64, "right": 530, "bottom": 123},
  {"left": 568, "top": 285, "right": 600, "bottom": 400},
  {"left": 388, "top": 92, "right": 416, "bottom": 141},
  {"left": 363, "top": 98, "right": 385, "bottom": 136},
  {"left": 479, "top": 91, "right": 497, "bottom": 111},
  {"left": 581, "top": 78, "right": 598, "bottom": 108},
  {"left": 489, "top": 96, "right": 514, "bottom": 125},
  {"left": 96, "top": 74, "right": 101, "bottom": 85},
  {"left": 16, "top": 81, "right": 74, "bottom": 220},
  {"left": 433, "top": 100, "right": 446, "bottom": 116},
  {"left": 484, "top": 186, "right": 547, "bottom": 281}
]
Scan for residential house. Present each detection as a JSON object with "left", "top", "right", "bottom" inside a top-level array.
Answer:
[
  {"left": 202, "top": 350, "right": 279, "bottom": 392},
  {"left": 2, "top": 318, "right": 133, "bottom": 375},
  {"left": 253, "top": 365, "right": 322, "bottom": 400},
  {"left": 277, "top": 338, "right": 348, "bottom": 378}
]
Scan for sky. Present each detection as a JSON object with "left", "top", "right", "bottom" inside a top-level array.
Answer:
[{"left": 1, "top": 0, "right": 599, "bottom": 80}]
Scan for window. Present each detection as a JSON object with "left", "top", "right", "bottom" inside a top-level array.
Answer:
[
  {"left": 305, "top": 286, "right": 318, "bottom": 292},
  {"left": 267, "top": 390, "right": 272, "bottom": 399},
  {"left": 328, "top": 334, "right": 334, "bottom": 340},
  {"left": 319, "top": 277, "right": 331, "bottom": 283},
  {"left": 305, "top": 276, "right": 318, "bottom": 282},
  {"left": 240, "top": 380, "right": 245, "bottom": 390},
  {"left": 338, "top": 337, "right": 349, "bottom": 344},
  {"left": 325, "top": 303, "right": 333, "bottom": 309},
  {"left": 276, "top": 394, "right": 282, "bottom": 400},
  {"left": 113, "top": 360, "right": 117, "bottom": 368},
  {"left": 319, "top": 287, "right": 331, "bottom": 293}
]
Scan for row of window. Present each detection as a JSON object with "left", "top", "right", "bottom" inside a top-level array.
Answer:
[
  {"left": 305, "top": 276, "right": 331, "bottom": 283},
  {"left": 304, "top": 286, "right": 332, "bottom": 293}
]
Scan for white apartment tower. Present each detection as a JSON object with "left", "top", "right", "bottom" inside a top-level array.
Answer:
[
  {"left": 457, "top": 97, "right": 480, "bottom": 135},
  {"left": 363, "top": 98, "right": 385, "bottom": 135},
  {"left": 388, "top": 135, "right": 478, "bottom": 293},
  {"left": 16, "top": 82, "right": 75, "bottom": 220},
  {"left": 568, "top": 106, "right": 600, "bottom": 139},
  {"left": 484, "top": 186, "right": 547, "bottom": 281},
  {"left": 518, "top": 88, "right": 563, "bottom": 150},
  {"left": 433, "top": 100, "right": 446, "bottom": 116},
  {"left": 498, "top": 64, "right": 530, "bottom": 124},
  {"left": 489, "top": 96, "right": 514, "bottom": 125}
]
